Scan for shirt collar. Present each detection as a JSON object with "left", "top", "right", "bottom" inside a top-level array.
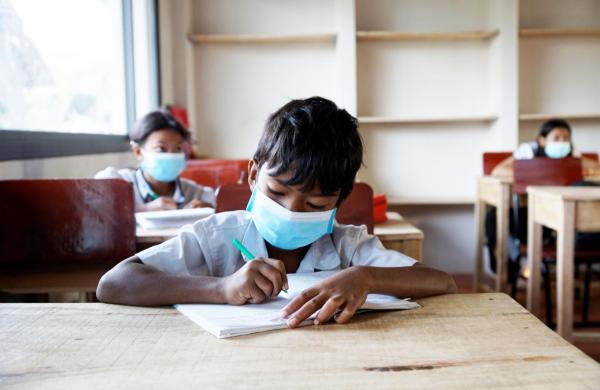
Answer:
[
  {"left": 240, "top": 217, "right": 342, "bottom": 272},
  {"left": 135, "top": 168, "right": 185, "bottom": 205}
]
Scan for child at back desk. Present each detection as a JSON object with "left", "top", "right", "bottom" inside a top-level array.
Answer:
[
  {"left": 492, "top": 119, "right": 600, "bottom": 178},
  {"left": 95, "top": 110, "right": 215, "bottom": 211},
  {"left": 97, "top": 97, "right": 456, "bottom": 328}
]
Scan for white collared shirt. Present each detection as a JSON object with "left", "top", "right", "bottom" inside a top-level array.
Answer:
[
  {"left": 137, "top": 210, "right": 416, "bottom": 276},
  {"left": 94, "top": 167, "right": 215, "bottom": 207}
]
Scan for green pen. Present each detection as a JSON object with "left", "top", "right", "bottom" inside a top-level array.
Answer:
[
  {"left": 232, "top": 239, "right": 288, "bottom": 293},
  {"left": 232, "top": 239, "right": 255, "bottom": 261}
]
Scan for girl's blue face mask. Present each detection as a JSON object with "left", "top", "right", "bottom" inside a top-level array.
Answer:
[
  {"left": 544, "top": 142, "right": 571, "bottom": 159},
  {"left": 141, "top": 151, "right": 186, "bottom": 182},
  {"left": 246, "top": 186, "right": 337, "bottom": 250}
]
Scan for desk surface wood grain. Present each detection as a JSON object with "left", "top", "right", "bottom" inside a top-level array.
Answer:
[{"left": 2, "top": 293, "right": 599, "bottom": 389}]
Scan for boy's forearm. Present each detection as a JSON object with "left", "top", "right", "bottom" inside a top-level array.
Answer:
[
  {"left": 363, "top": 264, "right": 457, "bottom": 299},
  {"left": 97, "top": 257, "right": 226, "bottom": 306}
]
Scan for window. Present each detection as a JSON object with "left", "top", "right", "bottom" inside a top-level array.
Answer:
[{"left": 0, "top": 0, "right": 159, "bottom": 160}]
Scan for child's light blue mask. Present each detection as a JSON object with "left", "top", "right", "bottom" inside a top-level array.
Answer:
[
  {"left": 246, "top": 187, "right": 336, "bottom": 250},
  {"left": 544, "top": 142, "right": 571, "bottom": 159},
  {"left": 141, "top": 151, "right": 186, "bottom": 182}
]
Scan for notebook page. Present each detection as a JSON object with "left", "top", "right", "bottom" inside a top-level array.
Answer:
[{"left": 176, "top": 271, "right": 420, "bottom": 338}]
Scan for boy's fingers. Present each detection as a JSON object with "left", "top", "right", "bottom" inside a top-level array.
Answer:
[
  {"left": 252, "top": 272, "right": 275, "bottom": 298},
  {"left": 245, "top": 280, "right": 267, "bottom": 304},
  {"left": 334, "top": 302, "right": 360, "bottom": 324},
  {"left": 257, "top": 263, "right": 283, "bottom": 297},
  {"left": 264, "top": 259, "right": 288, "bottom": 290},
  {"left": 280, "top": 288, "right": 318, "bottom": 318},
  {"left": 314, "top": 297, "right": 344, "bottom": 325},
  {"left": 286, "top": 292, "right": 327, "bottom": 328}
]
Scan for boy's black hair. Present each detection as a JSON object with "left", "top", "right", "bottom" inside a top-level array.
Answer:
[
  {"left": 130, "top": 109, "right": 191, "bottom": 145},
  {"left": 253, "top": 96, "right": 363, "bottom": 202},
  {"left": 538, "top": 119, "right": 571, "bottom": 138}
]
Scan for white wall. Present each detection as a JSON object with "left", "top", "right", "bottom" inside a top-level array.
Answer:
[{"left": 393, "top": 205, "right": 476, "bottom": 273}]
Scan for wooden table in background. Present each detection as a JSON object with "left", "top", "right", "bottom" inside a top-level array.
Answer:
[
  {"left": 373, "top": 211, "right": 423, "bottom": 260},
  {"left": 474, "top": 176, "right": 512, "bottom": 293},
  {"left": 526, "top": 186, "right": 600, "bottom": 342},
  {"left": 2, "top": 293, "right": 599, "bottom": 388},
  {"left": 137, "top": 211, "right": 424, "bottom": 261}
]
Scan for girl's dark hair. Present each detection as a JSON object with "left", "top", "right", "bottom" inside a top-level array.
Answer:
[
  {"left": 538, "top": 119, "right": 571, "bottom": 138},
  {"left": 129, "top": 110, "right": 191, "bottom": 144},
  {"left": 253, "top": 96, "right": 363, "bottom": 202}
]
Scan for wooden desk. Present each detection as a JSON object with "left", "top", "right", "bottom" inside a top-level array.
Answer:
[
  {"left": 373, "top": 211, "right": 424, "bottom": 260},
  {"left": 2, "top": 294, "right": 599, "bottom": 388},
  {"left": 526, "top": 186, "right": 600, "bottom": 342},
  {"left": 474, "top": 176, "right": 512, "bottom": 293},
  {"left": 137, "top": 211, "right": 425, "bottom": 261}
]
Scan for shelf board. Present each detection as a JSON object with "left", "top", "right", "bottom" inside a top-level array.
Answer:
[
  {"left": 519, "top": 28, "right": 600, "bottom": 38},
  {"left": 187, "top": 33, "right": 337, "bottom": 45},
  {"left": 358, "top": 115, "right": 498, "bottom": 125},
  {"left": 389, "top": 197, "right": 475, "bottom": 206},
  {"left": 519, "top": 113, "right": 600, "bottom": 121},
  {"left": 357, "top": 30, "right": 499, "bottom": 42}
]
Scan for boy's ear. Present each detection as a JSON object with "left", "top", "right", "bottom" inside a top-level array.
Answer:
[
  {"left": 247, "top": 159, "right": 259, "bottom": 189},
  {"left": 132, "top": 144, "right": 143, "bottom": 161}
]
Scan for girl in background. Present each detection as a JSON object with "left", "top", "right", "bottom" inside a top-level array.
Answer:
[{"left": 95, "top": 110, "right": 215, "bottom": 211}]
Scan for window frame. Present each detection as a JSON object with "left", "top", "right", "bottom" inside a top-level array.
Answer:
[{"left": 0, "top": 0, "right": 160, "bottom": 161}]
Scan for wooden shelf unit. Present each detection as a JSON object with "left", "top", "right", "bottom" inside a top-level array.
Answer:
[
  {"left": 187, "top": 33, "right": 337, "bottom": 45},
  {"left": 170, "top": 0, "right": 600, "bottom": 207},
  {"left": 358, "top": 115, "right": 498, "bottom": 125},
  {"left": 519, "top": 28, "right": 600, "bottom": 38},
  {"left": 357, "top": 30, "right": 499, "bottom": 42},
  {"left": 519, "top": 113, "right": 600, "bottom": 121}
]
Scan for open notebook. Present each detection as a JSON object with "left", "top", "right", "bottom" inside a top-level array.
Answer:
[
  {"left": 175, "top": 271, "right": 420, "bottom": 338},
  {"left": 135, "top": 207, "right": 215, "bottom": 229}
]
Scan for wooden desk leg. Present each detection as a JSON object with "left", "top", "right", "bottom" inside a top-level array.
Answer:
[
  {"left": 527, "top": 194, "right": 543, "bottom": 318},
  {"left": 495, "top": 186, "right": 510, "bottom": 293},
  {"left": 474, "top": 198, "right": 485, "bottom": 292},
  {"left": 556, "top": 201, "right": 576, "bottom": 342}
]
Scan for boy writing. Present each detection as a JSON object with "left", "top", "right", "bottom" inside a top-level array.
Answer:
[{"left": 97, "top": 97, "right": 457, "bottom": 327}]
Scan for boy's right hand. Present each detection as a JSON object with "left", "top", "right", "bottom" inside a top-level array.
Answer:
[
  {"left": 144, "top": 196, "right": 177, "bottom": 211},
  {"left": 221, "top": 258, "right": 288, "bottom": 305}
]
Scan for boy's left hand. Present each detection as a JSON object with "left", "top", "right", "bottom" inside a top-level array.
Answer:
[
  {"left": 280, "top": 267, "right": 371, "bottom": 328},
  {"left": 183, "top": 199, "right": 211, "bottom": 209}
]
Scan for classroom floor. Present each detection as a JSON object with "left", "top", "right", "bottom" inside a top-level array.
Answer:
[{"left": 453, "top": 274, "right": 600, "bottom": 362}]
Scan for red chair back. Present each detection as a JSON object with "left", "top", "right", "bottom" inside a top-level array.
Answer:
[
  {"left": 482, "top": 152, "right": 512, "bottom": 175},
  {"left": 337, "top": 182, "right": 374, "bottom": 234},
  {"left": 216, "top": 182, "right": 375, "bottom": 234},
  {"left": 513, "top": 157, "right": 583, "bottom": 195},
  {"left": 215, "top": 183, "right": 252, "bottom": 213},
  {"left": 582, "top": 152, "right": 599, "bottom": 162},
  {"left": 181, "top": 159, "right": 249, "bottom": 188},
  {"left": 0, "top": 179, "right": 135, "bottom": 293}
]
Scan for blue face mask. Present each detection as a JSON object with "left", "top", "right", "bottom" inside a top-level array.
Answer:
[
  {"left": 246, "top": 187, "right": 337, "bottom": 250},
  {"left": 141, "top": 151, "right": 186, "bottom": 182},
  {"left": 544, "top": 142, "right": 571, "bottom": 159}
]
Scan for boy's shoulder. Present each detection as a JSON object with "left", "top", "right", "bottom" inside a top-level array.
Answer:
[
  {"left": 94, "top": 166, "right": 136, "bottom": 181},
  {"left": 194, "top": 210, "right": 252, "bottom": 234},
  {"left": 179, "top": 176, "right": 204, "bottom": 189},
  {"left": 332, "top": 222, "right": 369, "bottom": 240}
]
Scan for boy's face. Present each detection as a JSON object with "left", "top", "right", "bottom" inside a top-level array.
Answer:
[
  {"left": 133, "top": 129, "right": 185, "bottom": 160},
  {"left": 248, "top": 160, "right": 340, "bottom": 212}
]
